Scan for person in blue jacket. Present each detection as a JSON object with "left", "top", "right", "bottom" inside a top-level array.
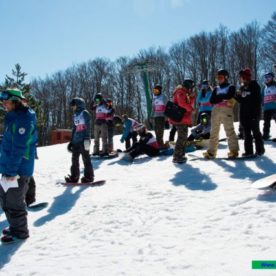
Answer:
[
  {"left": 120, "top": 115, "right": 139, "bottom": 150},
  {"left": 196, "top": 80, "right": 213, "bottom": 123},
  {"left": 65, "top": 97, "right": 94, "bottom": 183},
  {"left": 0, "top": 88, "right": 37, "bottom": 243},
  {"left": 262, "top": 72, "right": 276, "bottom": 140}
]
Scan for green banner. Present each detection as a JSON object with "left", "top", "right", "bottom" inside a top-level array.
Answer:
[{"left": 252, "top": 261, "right": 276, "bottom": 269}]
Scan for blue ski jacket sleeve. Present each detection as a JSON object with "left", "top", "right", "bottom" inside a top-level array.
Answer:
[
  {"left": 120, "top": 119, "right": 132, "bottom": 142},
  {"left": 0, "top": 107, "right": 37, "bottom": 177}
]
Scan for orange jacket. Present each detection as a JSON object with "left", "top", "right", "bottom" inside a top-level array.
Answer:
[{"left": 169, "top": 85, "right": 195, "bottom": 126}]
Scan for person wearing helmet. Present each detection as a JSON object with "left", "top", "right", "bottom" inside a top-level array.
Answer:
[
  {"left": 65, "top": 97, "right": 94, "bottom": 183},
  {"left": 235, "top": 68, "right": 264, "bottom": 157},
  {"left": 169, "top": 79, "right": 196, "bottom": 163},
  {"left": 203, "top": 69, "right": 239, "bottom": 159},
  {"left": 262, "top": 72, "right": 276, "bottom": 140},
  {"left": 196, "top": 80, "right": 213, "bottom": 124},
  {"left": 151, "top": 84, "right": 168, "bottom": 148},
  {"left": 91, "top": 93, "right": 109, "bottom": 156},
  {"left": 0, "top": 88, "right": 38, "bottom": 243},
  {"left": 105, "top": 98, "right": 115, "bottom": 153},
  {"left": 122, "top": 124, "right": 160, "bottom": 162},
  {"left": 188, "top": 112, "right": 211, "bottom": 142}
]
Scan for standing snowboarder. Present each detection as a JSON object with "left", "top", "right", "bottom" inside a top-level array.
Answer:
[
  {"left": 105, "top": 98, "right": 115, "bottom": 153},
  {"left": 169, "top": 80, "right": 196, "bottom": 163},
  {"left": 262, "top": 72, "right": 276, "bottom": 140},
  {"left": 203, "top": 69, "right": 239, "bottom": 159},
  {"left": 151, "top": 84, "right": 168, "bottom": 148},
  {"left": 0, "top": 88, "right": 37, "bottom": 243},
  {"left": 65, "top": 97, "right": 94, "bottom": 183},
  {"left": 235, "top": 68, "right": 264, "bottom": 156}
]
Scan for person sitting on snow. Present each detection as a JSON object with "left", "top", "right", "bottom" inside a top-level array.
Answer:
[
  {"left": 122, "top": 124, "right": 160, "bottom": 162},
  {"left": 188, "top": 112, "right": 211, "bottom": 141}
]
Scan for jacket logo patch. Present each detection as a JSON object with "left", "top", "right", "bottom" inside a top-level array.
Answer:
[{"left": 19, "top": 128, "right": 26, "bottom": 135}]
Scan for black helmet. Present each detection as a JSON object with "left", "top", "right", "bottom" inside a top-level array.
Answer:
[
  {"left": 94, "top": 93, "right": 103, "bottom": 102},
  {"left": 182, "top": 79, "right": 195, "bottom": 89},
  {"left": 264, "top": 72, "right": 275, "bottom": 79},
  {"left": 153, "top": 84, "right": 162, "bottom": 91},
  {"left": 217, "top": 69, "right": 229, "bottom": 78},
  {"left": 200, "top": 112, "right": 209, "bottom": 126}
]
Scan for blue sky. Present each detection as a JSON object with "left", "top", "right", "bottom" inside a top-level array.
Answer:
[{"left": 0, "top": 0, "right": 275, "bottom": 82}]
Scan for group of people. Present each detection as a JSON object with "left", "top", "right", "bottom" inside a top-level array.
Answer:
[{"left": 0, "top": 67, "right": 275, "bottom": 244}]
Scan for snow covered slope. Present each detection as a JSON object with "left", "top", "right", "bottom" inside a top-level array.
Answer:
[{"left": 0, "top": 123, "right": 276, "bottom": 276}]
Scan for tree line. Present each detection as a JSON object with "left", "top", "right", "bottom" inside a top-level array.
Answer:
[{"left": 2, "top": 12, "right": 275, "bottom": 146}]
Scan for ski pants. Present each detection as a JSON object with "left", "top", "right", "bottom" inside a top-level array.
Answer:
[
  {"left": 125, "top": 131, "right": 138, "bottom": 150},
  {"left": 241, "top": 117, "right": 264, "bottom": 155},
  {"left": 173, "top": 125, "right": 188, "bottom": 159},
  {"left": 107, "top": 122, "right": 114, "bottom": 152},
  {"left": 94, "top": 123, "right": 108, "bottom": 154},
  {"left": 128, "top": 142, "right": 159, "bottom": 159},
  {"left": 208, "top": 106, "right": 239, "bottom": 155},
  {"left": 154, "top": 116, "right": 165, "bottom": 147},
  {"left": 25, "top": 176, "right": 36, "bottom": 206},
  {"left": 71, "top": 142, "right": 94, "bottom": 180},
  {"left": 0, "top": 176, "right": 30, "bottom": 239},
  {"left": 263, "top": 109, "right": 276, "bottom": 139}
]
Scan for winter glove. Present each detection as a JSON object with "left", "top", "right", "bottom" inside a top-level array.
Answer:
[
  {"left": 84, "top": 139, "right": 91, "bottom": 151},
  {"left": 67, "top": 142, "right": 73, "bottom": 153},
  {"left": 120, "top": 137, "right": 124, "bottom": 143}
]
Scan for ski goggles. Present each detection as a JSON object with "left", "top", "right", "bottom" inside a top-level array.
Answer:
[
  {"left": 264, "top": 75, "right": 273, "bottom": 81},
  {"left": 0, "top": 91, "right": 14, "bottom": 101}
]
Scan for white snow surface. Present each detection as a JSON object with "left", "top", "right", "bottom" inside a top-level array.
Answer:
[{"left": 0, "top": 123, "right": 276, "bottom": 276}]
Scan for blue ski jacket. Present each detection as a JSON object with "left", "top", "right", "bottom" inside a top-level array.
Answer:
[{"left": 0, "top": 106, "right": 38, "bottom": 177}]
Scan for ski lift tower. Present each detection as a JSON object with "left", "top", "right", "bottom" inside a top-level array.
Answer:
[{"left": 126, "top": 60, "right": 159, "bottom": 119}]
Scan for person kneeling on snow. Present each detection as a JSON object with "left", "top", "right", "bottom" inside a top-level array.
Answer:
[
  {"left": 122, "top": 124, "right": 160, "bottom": 162},
  {"left": 188, "top": 112, "right": 211, "bottom": 141}
]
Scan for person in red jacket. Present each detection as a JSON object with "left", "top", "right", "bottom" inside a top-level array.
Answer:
[{"left": 169, "top": 79, "right": 196, "bottom": 163}]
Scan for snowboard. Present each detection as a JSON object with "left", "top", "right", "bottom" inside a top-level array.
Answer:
[
  {"left": 61, "top": 180, "right": 106, "bottom": 187},
  {"left": 188, "top": 153, "right": 258, "bottom": 161},
  {"left": 27, "top": 202, "right": 49, "bottom": 211},
  {"left": 91, "top": 152, "right": 118, "bottom": 159},
  {"left": 252, "top": 174, "right": 276, "bottom": 190}
]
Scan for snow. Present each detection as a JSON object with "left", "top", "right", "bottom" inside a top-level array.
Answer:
[{"left": 0, "top": 122, "right": 276, "bottom": 276}]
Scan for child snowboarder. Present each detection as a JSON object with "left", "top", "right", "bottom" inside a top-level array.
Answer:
[{"left": 65, "top": 97, "right": 94, "bottom": 183}]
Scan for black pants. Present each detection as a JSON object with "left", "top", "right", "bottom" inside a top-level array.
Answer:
[
  {"left": 125, "top": 131, "right": 138, "bottom": 150},
  {"left": 241, "top": 117, "right": 264, "bottom": 155},
  {"left": 71, "top": 143, "right": 94, "bottom": 179},
  {"left": 169, "top": 125, "right": 177, "bottom": 142},
  {"left": 263, "top": 109, "right": 276, "bottom": 139},
  {"left": 25, "top": 176, "right": 36, "bottom": 206},
  {"left": 0, "top": 176, "right": 30, "bottom": 239},
  {"left": 128, "top": 143, "right": 159, "bottom": 159}
]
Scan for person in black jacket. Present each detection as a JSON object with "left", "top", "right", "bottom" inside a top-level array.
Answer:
[
  {"left": 235, "top": 68, "right": 264, "bottom": 156},
  {"left": 122, "top": 124, "right": 160, "bottom": 162}
]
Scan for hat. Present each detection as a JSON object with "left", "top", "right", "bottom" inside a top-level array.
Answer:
[
  {"left": 264, "top": 72, "right": 275, "bottom": 78},
  {"left": 217, "top": 69, "right": 229, "bottom": 77},
  {"left": 182, "top": 79, "right": 195, "bottom": 89},
  {"left": 239, "top": 68, "right": 251, "bottom": 80},
  {"left": 0, "top": 88, "right": 25, "bottom": 101},
  {"left": 153, "top": 84, "right": 162, "bottom": 91}
]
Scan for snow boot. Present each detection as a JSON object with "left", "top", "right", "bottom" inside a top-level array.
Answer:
[
  {"left": 172, "top": 156, "right": 187, "bottom": 164},
  {"left": 1, "top": 234, "right": 28, "bottom": 244},
  {"left": 65, "top": 175, "right": 79, "bottom": 183},
  {"left": 227, "top": 151, "right": 239, "bottom": 159},
  {"left": 203, "top": 151, "right": 216, "bottom": 159},
  {"left": 2, "top": 227, "right": 10, "bottom": 236},
  {"left": 81, "top": 176, "right": 94, "bottom": 183}
]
